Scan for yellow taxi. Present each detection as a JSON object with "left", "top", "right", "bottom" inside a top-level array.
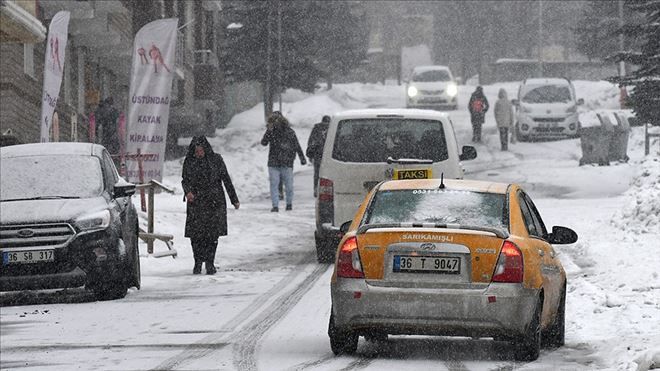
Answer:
[{"left": 328, "top": 178, "right": 577, "bottom": 361}]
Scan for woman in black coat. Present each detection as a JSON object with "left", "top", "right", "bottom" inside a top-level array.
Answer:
[{"left": 182, "top": 136, "right": 240, "bottom": 274}]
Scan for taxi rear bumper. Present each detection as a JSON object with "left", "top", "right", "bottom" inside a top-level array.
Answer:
[{"left": 331, "top": 278, "right": 539, "bottom": 338}]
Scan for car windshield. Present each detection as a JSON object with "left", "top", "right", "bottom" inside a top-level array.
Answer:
[
  {"left": 365, "top": 189, "right": 508, "bottom": 230},
  {"left": 0, "top": 155, "right": 104, "bottom": 201},
  {"left": 332, "top": 119, "right": 448, "bottom": 163},
  {"left": 412, "top": 70, "right": 451, "bottom": 82},
  {"left": 521, "top": 84, "right": 572, "bottom": 103}
]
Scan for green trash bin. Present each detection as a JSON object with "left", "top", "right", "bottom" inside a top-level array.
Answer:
[
  {"left": 608, "top": 112, "right": 630, "bottom": 162},
  {"left": 579, "top": 114, "right": 612, "bottom": 166}
]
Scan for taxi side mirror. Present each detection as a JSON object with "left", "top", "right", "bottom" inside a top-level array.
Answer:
[
  {"left": 340, "top": 220, "right": 352, "bottom": 234},
  {"left": 511, "top": 99, "right": 520, "bottom": 106},
  {"left": 546, "top": 226, "right": 578, "bottom": 244},
  {"left": 459, "top": 146, "right": 477, "bottom": 161}
]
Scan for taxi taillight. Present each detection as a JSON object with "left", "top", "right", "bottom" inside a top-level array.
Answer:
[
  {"left": 336, "top": 236, "right": 364, "bottom": 278},
  {"left": 491, "top": 241, "right": 523, "bottom": 283}
]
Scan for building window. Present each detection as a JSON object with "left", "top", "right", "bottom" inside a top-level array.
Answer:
[{"left": 23, "top": 44, "right": 35, "bottom": 79}]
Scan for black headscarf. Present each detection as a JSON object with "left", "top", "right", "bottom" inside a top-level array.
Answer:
[{"left": 186, "top": 135, "right": 215, "bottom": 159}]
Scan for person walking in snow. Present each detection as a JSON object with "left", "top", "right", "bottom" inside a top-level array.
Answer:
[
  {"left": 261, "top": 112, "right": 306, "bottom": 212},
  {"left": 494, "top": 88, "right": 514, "bottom": 151},
  {"left": 182, "top": 136, "right": 240, "bottom": 275},
  {"left": 468, "top": 86, "right": 489, "bottom": 143},
  {"left": 306, "top": 115, "right": 331, "bottom": 197}
]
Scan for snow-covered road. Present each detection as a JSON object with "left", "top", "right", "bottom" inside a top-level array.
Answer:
[{"left": 1, "top": 82, "right": 659, "bottom": 371}]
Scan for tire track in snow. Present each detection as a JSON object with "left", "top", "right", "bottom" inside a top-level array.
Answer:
[
  {"left": 337, "top": 357, "right": 373, "bottom": 371},
  {"left": 233, "top": 262, "right": 330, "bottom": 371},
  {"left": 151, "top": 253, "right": 323, "bottom": 371},
  {"left": 287, "top": 353, "right": 335, "bottom": 371}
]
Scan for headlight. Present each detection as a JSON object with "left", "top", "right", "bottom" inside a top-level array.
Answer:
[
  {"left": 75, "top": 210, "right": 111, "bottom": 231},
  {"left": 446, "top": 83, "right": 458, "bottom": 97},
  {"left": 407, "top": 86, "right": 418, "bottom": 98}
]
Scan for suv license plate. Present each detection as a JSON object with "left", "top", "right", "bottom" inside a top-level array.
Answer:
[
  {"left": 3, "top": 250, "right": 55, "bottom": 265},
  {"left": 393, "top": 255, "right": 460, "bottom": 274}
]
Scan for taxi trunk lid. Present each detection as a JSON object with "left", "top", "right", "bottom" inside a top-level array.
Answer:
[{"left": 356, "top": 226, "right": 507, "bottom": 288}]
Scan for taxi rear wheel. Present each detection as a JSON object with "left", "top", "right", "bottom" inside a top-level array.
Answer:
[
  {"left": 328, "top": 313, "right": 358, "bottom": 355},
  {"left": 544, "top": 286, "right": 566, "bottom": 348},
  {"left": 512, "top": 298, "right": 542, "bottom": 361}
]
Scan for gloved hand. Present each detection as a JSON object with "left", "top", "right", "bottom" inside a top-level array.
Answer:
[{"left": 301, "top": 158, "right": 307, "bottom": 166}]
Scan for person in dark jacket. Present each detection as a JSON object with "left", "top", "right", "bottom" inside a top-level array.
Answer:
[
  {"left": 468, "top": 86, "right": 490, "bottom": 142},
  {"left": 95, "top": 97, "right": 120, "bottom": 155},
  {"left": 306, "top": 115, "right": 330, "bottom": 197},
  {"left": 182, "top": 136, "right": 240, "bottom": 275},
  {"left": 261, "top": 113, "right": 306, "bottom": 212}
]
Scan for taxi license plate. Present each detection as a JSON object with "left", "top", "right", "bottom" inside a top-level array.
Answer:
[
  {"left": 394, "top": 168, "right": 431, "bottom": 180},
  {"left": 2, "top": 250, "right": 54, "bottom": 265},
  {"left": 393, "top": 255, "right": 460, "bottom": 274}
]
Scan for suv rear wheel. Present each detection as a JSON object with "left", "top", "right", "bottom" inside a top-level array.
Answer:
[{"left": 315, "top": 233, "right": 334, "bottom": 263}]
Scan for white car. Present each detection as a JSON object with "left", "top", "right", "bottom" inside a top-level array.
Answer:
[
  {"left": 314, "top": 109, "right": 477, "bottom": 263},
  {"left": 406, "top": 66, "right": 459, "bottom": 111},
  {"left": 514, "top": 78, "right": 584, "bottom": 141}
]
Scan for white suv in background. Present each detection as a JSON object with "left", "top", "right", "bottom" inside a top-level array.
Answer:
[
  {"left": 406, "top": 65, "right": 459, "bottom": 111},
  {"left": 314, "top": 109, "right": 477, "bottom": 263},
  {"left": 514, "top": 78, "right": 584, "bottom": 141}
]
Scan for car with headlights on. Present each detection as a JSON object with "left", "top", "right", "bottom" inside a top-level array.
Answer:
[
  {"left": 406, "top": 65, "right": 459, "bottom": 110},
  {"left": 513, "top": 78, "right": 584, "bottom": 141},
  {"left": 0, "top": 143, "right": 140, "bottom": 300},
  {"left": 328, "top": 178, "right": 577, "bottom": 361},
  {"left": 315, "top": 109, "right": 477, "bottom": 263}
]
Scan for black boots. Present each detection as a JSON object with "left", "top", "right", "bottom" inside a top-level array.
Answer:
[
  {"left": 206, "top": 262, "right": 217, "bottom": 275},
  {"left": 193, "top": 261, "right": 202, "bottom": 275}
]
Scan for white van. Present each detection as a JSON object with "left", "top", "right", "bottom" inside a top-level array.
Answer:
[
  {"left": 314, "top": 109, "right": 477, "bottom": 262},
  {"left": 514, "top": 78, "right": 584, "bottom": 141}
]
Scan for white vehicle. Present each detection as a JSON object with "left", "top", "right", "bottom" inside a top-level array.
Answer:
[
  {"left": 406, "top": 66, "right": 459, "bottom": 111},
  {"left": 314, "top": 109, "right": 477, "bottom": 263},
  {"left": 514, "top": 78, "right": 584, "bottom": 141}
]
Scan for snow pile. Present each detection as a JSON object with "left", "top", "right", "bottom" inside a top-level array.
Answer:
[
  {"left": 579, "top": 109, "right": 633, "bottom": 129},
  {"left": 573, "top": 80, "right": 621, "bottom": 111},
  {"left": 611, "top": 156, "right": 660, "bottom": 234}
]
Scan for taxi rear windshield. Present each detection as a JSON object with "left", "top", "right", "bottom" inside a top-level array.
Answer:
[
  {"left": 332, "top": 119, "right": 448, "bottom": 163},
  {"left": 364, "top": 189, "right": 508, "bottom": 230}
]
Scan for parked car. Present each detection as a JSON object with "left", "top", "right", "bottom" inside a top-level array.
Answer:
[
  {"left": 0, "top": 143, "right": 140, "bottom": 300},
  {"left": 513, "top": 78, "right": 584, "bottom": 141},
  {"left": 328, "top": 178, "right": 577, "bottom": 361},
  {"left": 406, "top": 65, "right": 459, "bottom": 111},
  {"left": 315, "top": 109, "right": 476, "bottom": 263}
]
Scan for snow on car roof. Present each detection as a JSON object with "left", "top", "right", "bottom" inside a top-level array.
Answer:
[
  {"left": 412, "top": 65, "right": 451, "bottom": 72},
  {"left": 524, "top": 78, "right": 571, "bottom": 86},
  {"left": 379, "top": 178, "right": 510, "bottom": 194},
  {"left": 333, "top": 108, "right": 451, "bottom": 121},
  {"left": 0, "top": 142, "right": 101, "bottom": 158}
]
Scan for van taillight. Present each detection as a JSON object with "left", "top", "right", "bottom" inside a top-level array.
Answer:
[
  {"left": 336, "top": 237, "right": 364, "bottom": 278},
  {"left": 491, "top": 241, "right": 524, "bottom": 283},
  {"left": 319, "top": 178, "right": 333, "bottom": 202}
]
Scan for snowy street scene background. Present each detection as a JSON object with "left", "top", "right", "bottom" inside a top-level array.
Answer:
[
  {"left": 2, "top": 81, "right": 659, "bottom": 371},
  {"left": 1, "top": 1, "right": 659, "bottom": 371}
]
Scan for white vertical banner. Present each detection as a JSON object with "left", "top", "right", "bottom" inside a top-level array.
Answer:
[
  {"left": 40, "top": 11, "right": 70, "bottom": 143},
  {"left": 125, "top": 18, "right": 178, "bottom": 183}
]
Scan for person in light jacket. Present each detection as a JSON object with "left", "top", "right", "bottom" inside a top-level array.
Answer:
[{"left": 494, "top": 88, "right": 514, "bottom": 151}]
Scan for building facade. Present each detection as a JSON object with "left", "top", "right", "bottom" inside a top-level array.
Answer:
[{"left": 0, "top": 0, "right": 224, "bottom": 158}]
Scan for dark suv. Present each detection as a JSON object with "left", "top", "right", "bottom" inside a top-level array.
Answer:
[{"left": 0, "top": 143, "right": 140, "bottom": 300}]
